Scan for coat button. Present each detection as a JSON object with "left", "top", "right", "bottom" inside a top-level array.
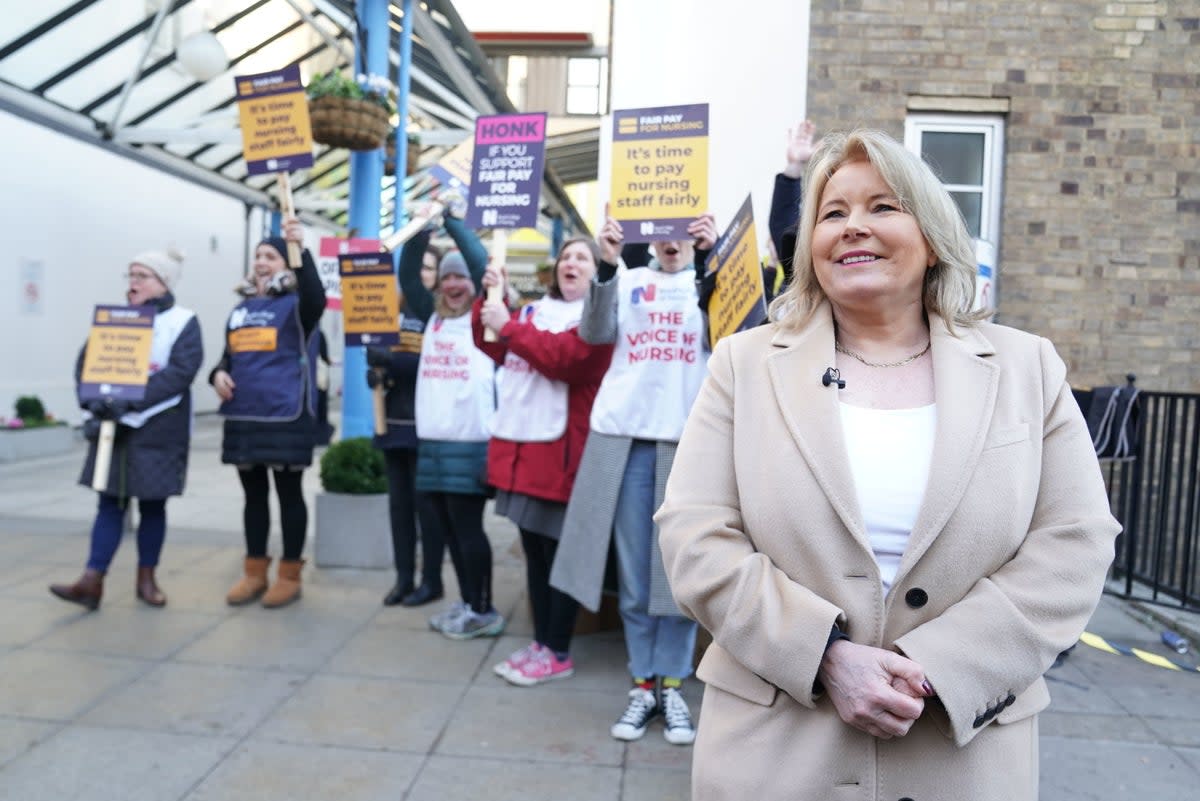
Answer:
[
  {"left": 899, "top": 797, "right": 915, "bottom": 801},
  {"left": 904, "top": 588, "right": 928, "bottom": 608},
  {"left": 972, "top": 714, "right": 985, "bottom": 728},
  {"left": 1004, "top": 693, "right": 1016, "bottom": 707},
  {"left": 984, "top": 706, "right": 998, "bottom": 720}
]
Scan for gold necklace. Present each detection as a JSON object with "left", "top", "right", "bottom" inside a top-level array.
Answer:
[{"left": 835, "top": 339, "right": 931, "bottom": 368}]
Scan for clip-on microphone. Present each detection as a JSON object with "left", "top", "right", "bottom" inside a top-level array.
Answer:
[{"left": 822, "top": 367, "right": 846, "bottom": 389}]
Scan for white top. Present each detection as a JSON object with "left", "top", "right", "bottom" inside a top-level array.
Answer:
[
  {"left": 415, "top": 312, "right": 495, "bottom": 441},
  {"left": 491, "top": 297, "right": 581, "bottom": 442},
  {"left": 839, "top": 402, "right": 937, "bottom": 593},
  {"left": 589, "top": 267, "right": 707, "bottom": 441}
]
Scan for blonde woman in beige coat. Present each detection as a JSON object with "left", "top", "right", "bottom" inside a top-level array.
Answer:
[{"left": 655, "top": 130, "right": 1120, "bottom": 801}]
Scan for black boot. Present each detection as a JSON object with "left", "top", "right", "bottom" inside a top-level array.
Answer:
[
  {"left": 383, "top": 577, "right": 414, "bottom": 606},
  {"left": 401, "top": 583, "right": 444, "bottom": 607}
]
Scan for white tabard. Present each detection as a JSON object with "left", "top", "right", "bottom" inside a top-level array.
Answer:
[
  {"left": 589, "top": 267, "right": 706, "bottom": 441},
  {"left": 116, "top": 305, "right": 195, "bottom": 429},
  {"left": 491, "top": 297, "right": 582, "bottom": 443},
  {"left": 415, "top": 312, "right": 495, "bottom": 441}
]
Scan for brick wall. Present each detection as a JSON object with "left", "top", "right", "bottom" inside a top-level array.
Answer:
[{"left": 807, "top": 0, "right": 1200, "bottom": 391}]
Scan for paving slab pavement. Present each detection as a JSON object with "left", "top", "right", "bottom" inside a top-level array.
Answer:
[{"left": 1, "top": 415, "right": 1199, "bottom": 799}]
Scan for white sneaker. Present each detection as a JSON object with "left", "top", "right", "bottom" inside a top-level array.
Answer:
[
  {"left": 661, "top": 685, "right": 696, "bottom": 745},
  {"left": 610, "top": 687, "right": 659, "bottom": 741},
  {"left": 429, "top": 601, "right": 469, "bottom": 632},
  {"left": 441, "top": 608, "right": 506, "bottom": 640}
]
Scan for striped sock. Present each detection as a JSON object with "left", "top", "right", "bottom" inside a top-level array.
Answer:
[{"left": 634, "top": 676, "right": 655, "bottom": 691}]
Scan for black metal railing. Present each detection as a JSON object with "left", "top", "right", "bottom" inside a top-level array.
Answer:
[{"left": 1101, "top": 391, "right": 1200, "bottom": 610}]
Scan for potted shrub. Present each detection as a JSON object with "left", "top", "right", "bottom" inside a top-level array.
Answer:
[
  {"left": 307, "top": 70, "right": 395, "bottom": 152},
  {"left": 313, "top": 437, "right": 392, "bottom": 568},
  {"left": 0, "top": 395, "right": 74, "bottom": 463}
]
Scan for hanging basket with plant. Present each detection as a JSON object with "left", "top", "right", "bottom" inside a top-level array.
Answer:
[
  {"left": 384, "top": 131, "right": 422, "bottom": 177},
  {"left": 307, "top": 71, "right": 395, "bottom": 152}
]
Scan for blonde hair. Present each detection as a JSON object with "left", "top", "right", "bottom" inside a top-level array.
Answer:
[{"left": 768, "top": 129, "right": 985, "bottom": 333}]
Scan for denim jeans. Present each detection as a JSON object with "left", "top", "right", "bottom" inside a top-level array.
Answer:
[
  {"left": 86, "top": 493, "right": 166, "bottom": 572},
  {"left": 613, "top": 440, "right": 697, "bottom": 679}
]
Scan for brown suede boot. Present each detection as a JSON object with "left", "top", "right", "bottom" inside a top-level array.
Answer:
[
  {"left": 261, "top": 559, "right": 304, "bottom": 608},
  {"left": 226, "top": 556, "right": 271, "bottom": 606},
  {"left": 136, "top": 566, "right": 167, "bottom": 607},
  {"left": 49, "top": 568, "right": 104, "bottom": 611}
]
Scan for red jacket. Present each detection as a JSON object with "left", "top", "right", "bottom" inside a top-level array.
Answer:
[{"left": 472, "top": 298, "right": 613, "bottom": 504}]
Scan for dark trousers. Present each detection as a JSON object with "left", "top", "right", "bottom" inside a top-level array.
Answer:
[
  {"left": 86, "top": 493, "right": 166, "bottom": 572},
  {"left": 238, "top": 466, "right": 306, "bottom": 561},
  {"left": 385, "top": 449, "right": 443, "bottom": 588},
  {"left": 521, "top": 528, "right": 579, "bottom": 655},
  {"left": 418, "top": 491, "right": 490, "bottom": 613}
]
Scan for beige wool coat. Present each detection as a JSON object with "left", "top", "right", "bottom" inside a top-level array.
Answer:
[{"left": 655, "top": 306, "right": 1120, "bottom": 801}]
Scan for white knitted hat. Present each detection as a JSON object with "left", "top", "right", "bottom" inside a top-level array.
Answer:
[{"left": 130, "top": 247, "right": 185, "bottom": 290}]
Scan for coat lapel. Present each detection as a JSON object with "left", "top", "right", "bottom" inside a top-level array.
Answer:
[
  {"left": 765, "top": 305, "right": 870, "bottom": 552},
  {"left": 892, "top": 315, "right": 999, "bottom": 588}
]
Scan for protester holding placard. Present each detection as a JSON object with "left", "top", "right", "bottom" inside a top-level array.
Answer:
[
  {"left": 366, "top": 242, "right": 447, "bottom": 608},
  {"left": 50, "top": 250, "right": 202, "bottom": 610},
  {"left": 472, "top": 239, "right": 615, "bottom": 686},
  {"left": 551, "top": 209, "right": 716, "bottom": 746},
  {"left": 397, "top": 201, "right": 502, "bottom": 641},
  {"left": 697, "top": 120, "right": 818, "bottom": 318},
  {"left": 210, "top": 216, "right": 325, "bottom": 609}
]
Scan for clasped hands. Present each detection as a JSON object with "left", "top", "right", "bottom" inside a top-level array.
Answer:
[
  {"left": 818, "top": 640, "right": 934, "bottom": 740},
  {"left": 86, "top": 398, "right": 133, "bottom": 421}
]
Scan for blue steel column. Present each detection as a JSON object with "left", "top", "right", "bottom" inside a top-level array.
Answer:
[
  {"left": 551, "top": 216, "right": 564, "bottom": 258},
  {"left": 342, "top": 0, "right": 390, "bottom": 439},
  {"left": 393, "top": 0, "right": 414, "bottom": 234}
]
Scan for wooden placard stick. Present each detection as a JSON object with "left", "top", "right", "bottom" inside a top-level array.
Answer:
[
  {"left": 372, "top": 380, "right": 388, "bottom": 435},
  {"left": 91, "top": 420, "right": 116, "bottom": 490},
  {"left": 276, "top": 173, "right": 302, "bottom": 268},
  {"left": 484, "top": 229, "right": 507, "bottom": 343},
  {"left": 381, "top": 200, "right": 445, "bottom": 252}
]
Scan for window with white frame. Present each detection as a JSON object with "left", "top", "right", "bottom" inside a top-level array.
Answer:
[
  {"left": 565, "top": 56, "right": 607, "bottom": 116},
  {"left": 903, "top": 114, "right": 1004, "bottom": 245}
]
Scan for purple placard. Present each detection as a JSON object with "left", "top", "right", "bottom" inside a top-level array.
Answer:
[
  {"left": 465, "top": 112, "right": 547, "bottom": 230},
  {"left": 78, "top": 305, "right": 155, "bottom": 402},
  {"left": 340, "top": 252, "right": 401, "bottom": 347},
  {"left": 235, "top": 65, "right": 315, "bottom": 176}
]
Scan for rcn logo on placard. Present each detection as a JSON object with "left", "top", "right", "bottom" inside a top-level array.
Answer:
[
  {"left": 631, "top": 284, "right": 657, "bottom": 305},
  {"left": 481, "top": 209, "right": 499, "bottom": 226},
  {"left": 639, "top": 221, "right": 655, "bottom": 236}
]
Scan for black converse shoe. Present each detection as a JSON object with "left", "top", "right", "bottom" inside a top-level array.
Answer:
[
  {"left": 660, "top": 685, "right": 696, "bottom": 745},
  {"left": 610, "top": 686, "right": 659, "bottom": 741}
]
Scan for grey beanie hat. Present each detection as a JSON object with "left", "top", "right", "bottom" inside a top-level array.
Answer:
[{"left": 438, "top": 251, "right": 470, "bottom": 281}]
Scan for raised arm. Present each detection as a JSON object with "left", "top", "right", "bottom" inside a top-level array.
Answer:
[{"left": 398, "top": 230, "right": 436, "bottom": 323}]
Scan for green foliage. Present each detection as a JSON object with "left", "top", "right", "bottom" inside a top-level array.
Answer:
[
  {"left": 319, "top": 437, "right": 387, "bottom": 494},
  {"left": 307, "top": 70, "right": 395, "bottom": 116},
  {"left": 15, "top": 396, "right": 46, "bottom": 422}
]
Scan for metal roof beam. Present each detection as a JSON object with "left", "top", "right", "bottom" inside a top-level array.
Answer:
[
  {"left": 0, "top": 0, "right": 103, "bottom": 62},
  {"left": 78, "top": 0, "right": 272, "bottom": 117},
  {"left": 108, "top": 0, "right": 180, "bottom": 135},
  {"left": 411, "top": 5, "right": 494, "bottom": 114},
  {"left": 0, "top": 79, "right": 273, "bottom": 209},
  {"left": 33, "top": 0, "right": 191, "bottom": 96}
]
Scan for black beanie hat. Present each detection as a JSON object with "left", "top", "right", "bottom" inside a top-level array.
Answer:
[{"left": 260, "top": 237, "right": 290, "bottom": 262}]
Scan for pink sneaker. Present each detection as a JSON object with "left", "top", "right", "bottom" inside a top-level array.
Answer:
[
  {"left": 493, "top": 641, "right": 542, "bottom": 679},
  {"left": 504, "top": 646, "right": 574, "bottom": 686}
]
